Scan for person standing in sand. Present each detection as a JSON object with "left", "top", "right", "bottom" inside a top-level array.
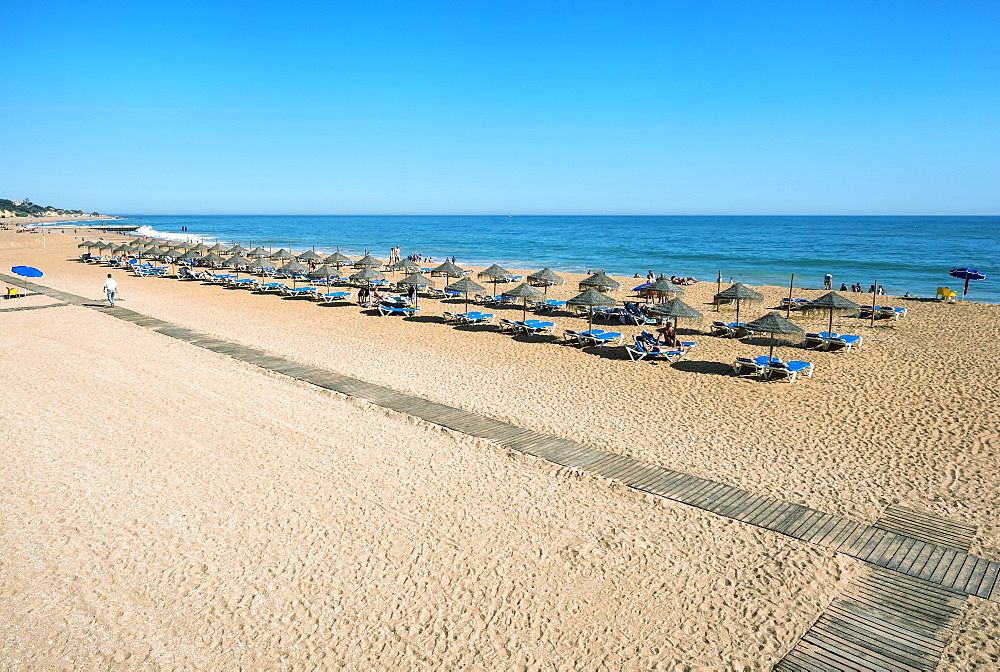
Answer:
[
  {"left": 824, "top": 273, "right": 833, "bottom": 290},
  {"left": 103, "top": 273, "right": 118, "bottom": 306}
]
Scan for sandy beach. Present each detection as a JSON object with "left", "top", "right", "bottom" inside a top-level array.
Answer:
[{"left": 2, "top": 228, "right": 998, "bottom": 669}]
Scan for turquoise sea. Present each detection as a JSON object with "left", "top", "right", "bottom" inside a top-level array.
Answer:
[{"left": 110, "top": 215, "right": 996, "bottom": 303}]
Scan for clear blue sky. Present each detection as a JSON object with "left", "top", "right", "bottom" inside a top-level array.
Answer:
[{"left": 4, "top": 1, "right": 998, "bottom": 215}]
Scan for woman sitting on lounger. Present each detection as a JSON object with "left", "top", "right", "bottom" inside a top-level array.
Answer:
[{"left": 655, "top": 322, "right": 682, "bottom": 348}]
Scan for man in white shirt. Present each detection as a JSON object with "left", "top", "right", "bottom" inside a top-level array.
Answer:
[{"left": 103, "top": 273, "right": 118, "bottom": 306}]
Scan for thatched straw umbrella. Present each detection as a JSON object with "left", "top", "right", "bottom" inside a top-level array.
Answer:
[
  {"left": 445, "top": 277, "right": 485, "bottom": 312},
  {"left": 354, "top": 253, "right": 381, "bottom": 268},
  {"left": 279, "top": 260, "right": 309, "bottom": 288},
  {"left": 324, "top": 251, "right": 352, "bottom": 272},
  {"left": 714, "top": 283, "right": 764, "bottom": 325},
  {"left": 431, "top": 260, "right": 465, "bottom": 281},
  {"left": 527, "top": 267, "right": 564, "bottom": 294},
  {"left": 391, "top": 259, "right": 421, "bottom": 275},
  {"left": 643, "top": 277, "right": 684, "bottom": 303},
  {"left": 247, "top": 246, "right": 270, "bottom": 258},
  {"left": 478, "top": 264, "right": 513, "bottom": 295},
  {"left": 200, "top": 252, "right": 226, "bottom": 267},
  {"left": 270, "top": 248, "right": 295, "bottom": 261},
  {"left": 502, "top": 282, "right": 545, "bottom": 320},
  {"left": 744, "top": 311, "right": 805, "bottom": 361},
  {"left": 190, "top": 243, "right": 209, "bottom": 253},
  {"left": 646, "top": 297, "right": 703, "bottom": 331},
  {"left": 308, "top": 265, "right": 339, "bottom": 286},
  {"left": 805, "top": 292, "right": 861, "bottom": 335},
  {"left": 207, "top": 243, "right": 227, "bottom": 252},
  {"left": 579, "top": 272, "right": 621, "bottom": 293},
  {"left": 297, "top": 249, "right": 323, "bottom": 263},
  {"left": 396, "top": 273, "right": 435, "bottom": 307},
  {"left": 350, "top": 267, "right": 385, "bottom": 285},
  {"left": 225, "top": 255, "right": 251, "bottom": 279},
  {"left": 567, "top": 287, "right": 616, "bottom": 332},
  {"left": 249, "top": 258, "right": 276, "bottom": 276},
  {"left": 225, "top": 244, "right": 249, "bottom": 255}
]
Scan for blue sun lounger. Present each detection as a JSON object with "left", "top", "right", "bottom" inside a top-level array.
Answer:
[
  {"left": 763, "top": 360, "right": 814, "bottom": 382},
  {"left": 625, "top": 337, "right": 686, "bottom": 362},
  {"left": 378, "top": 304, "right": 420, "bottom": 316},
  {"left": 732, "top": 355, "right": 780, "bottom": 377}
]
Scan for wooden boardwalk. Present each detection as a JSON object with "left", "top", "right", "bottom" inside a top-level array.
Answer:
[
  {"left": 776, "top": 507, "right": 976, "bottom": 670},
  {"left": 8, "top": 274, "right": 1000, "bottom": 613},
  {"left": 776, "top": 567, "right": 968, "bottom": 671}
]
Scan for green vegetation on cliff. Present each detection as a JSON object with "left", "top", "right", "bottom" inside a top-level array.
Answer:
[{"left": 0, "top": 198, "right": 98, "bottom": 217}]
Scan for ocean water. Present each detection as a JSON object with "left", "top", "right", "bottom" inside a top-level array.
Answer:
[{"left": 111, "top": 215, "right": 996, "bottom": 303}]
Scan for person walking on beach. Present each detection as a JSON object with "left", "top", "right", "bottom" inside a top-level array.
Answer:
[
  {"left": 103, "top": 273, "right": 118, "bottom": 306},
  {"left": 824, "top": 273, "right": 833, "bottom": 290}
]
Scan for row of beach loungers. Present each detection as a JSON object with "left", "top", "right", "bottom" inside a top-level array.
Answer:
[{"left": 88, "top": 255, "right": 899, "bottom": 383}]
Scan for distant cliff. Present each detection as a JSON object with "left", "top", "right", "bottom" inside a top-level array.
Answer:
[{"left": 0, "top": 198, "right": 99, "bottom": 218}]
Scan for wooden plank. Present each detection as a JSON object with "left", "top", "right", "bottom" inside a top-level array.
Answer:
[
  {"left": 673, "top": 479, "right": 721, "bottom": 505},
  {"left": 802, "top": 628, "right": 925, "bottom": 672},
  {"left": 815, "top": 613, "right": 940, "bottom": 667},
  {"left": 708, "top": 489, "right": 753, "bottom": 517},
  {"left": 948, "top": 554, "right": 980, "bottom": 593},
  {"left": 884, "top": 537, "right": 919, "bottom": 571},
  {"left": 837, "top": 525, "right": 878, "bottom": 555},
  {"left": 815, "top": 518, "right": 856, "bottom": 548},
  {"left": 960, "top": 557, "right": 990, "bottom": 595},
  {"left": 772, "top": 504, "right": 810, "bottom": 536},
  {"left": 755, "top": 500, "right": 793, "bottom": 529},
  {"left": 863, "top": 531, "right": 902, "bottom": 565},
  {"left": 782, "top": 509, "right": 825, "bottom": 539},
  {"left": 802, "top": 514, "right": 842, "bottom": 546},
  {"left": 937, "top": 551, "right": 968, "bottom": 586},
  {"left": 973, "top": 561, "right": 1000, "bottom": 600},
  {"left": 726, "top": 494, "right": 771, "bottom": 523},
  {"left": 793, "top": 638, "right": 873, "bottom": 672},
  {"left": 899, "top": 542, "right": 935, "bottom": 576},
  {"left": 915, "top": 546, "right": 948, "bottom": 582},
  {"left": 746, "top": 500, "right": 789, "bottom": 528}
]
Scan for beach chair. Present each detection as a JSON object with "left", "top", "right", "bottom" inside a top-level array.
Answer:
[
  {"left": 579, "top": 330, "right": 624, "bottom": 347},
  {"left": 378, "top": 304, "right": 419, "bottom": 316},
  {"left": 562, "top": 329, "right": 583, "bottom": 345},
  {"left": 763, "top": 360, "right": 814, "bottom": 383},
  {"left": 731, "top": 356, "right": 778, "bottom": 377},
  {"left": 442, "top": 311, "right": 459, "bottom": 324},
  {"left": 804, "top": 333, "right": 828, "bottom": 349},
  {"left": 625, "top": 337, "right": 686, "bottom": 363},
  {"left": 825, "top": 334, "right": 862, "bottom": 353},
  {"left": 936, "top": 287, "right": 957, "bottom": 302},
  {"left": 622, "top": 302, "right": 657, "bottom": 326},
  {"left": 498, "top": 318, "right": 519, "bottom": 332},
  {"left": 637, "top": 331, "right": 696, "bottom": 350},
  {"left": 711, "top": 321, "right": 736, "bottom": 338},
  {"left": 878, "top": 306, "right": 906, "bottom": 320},
  {"left": 519, "top": 320, "right": 555, "bottom": 336}
]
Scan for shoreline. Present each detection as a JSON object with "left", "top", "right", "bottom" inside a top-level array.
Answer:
[
  {"left": 87, "top": 214, "right": 996, "bottom": 304},
  {"left": 54, "top": 223, "right": 998, "bottom": 306}
]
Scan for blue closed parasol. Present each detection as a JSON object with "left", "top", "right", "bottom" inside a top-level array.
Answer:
[{"left": 949, "top": 268, "right": 986, "bottom": 298}]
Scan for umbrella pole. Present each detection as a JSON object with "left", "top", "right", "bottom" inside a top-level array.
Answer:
[
  {"left": 716, "top": 270, "right": 722, "bottom": 311},
  {"left": 828, "top": 309, "right": 834, "bottom": 336},
  {"left": 769, "top": 335, "right": 776, "bottom": 361},
  {"left": 786, "top": 274, "right": 794, "bottom": 318},
  {"left": 871, "top": 279, "right": 877, "bottom": 327},
  {"left": 964, "top": 277, "right": 970, "bottom": 298}
]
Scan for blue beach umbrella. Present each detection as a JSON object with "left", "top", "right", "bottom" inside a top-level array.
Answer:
[
  {"left": 949, "top": 268, "right": 986, "bottom": 298},
  {"left": 10, "top": 265, "right": 43, "bottom": 294}
]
